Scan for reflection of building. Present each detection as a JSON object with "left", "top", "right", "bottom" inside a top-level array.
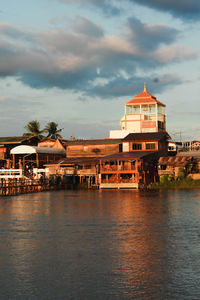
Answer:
[{"left": 110, "top": 84, "right": 166, "bottom": 138}]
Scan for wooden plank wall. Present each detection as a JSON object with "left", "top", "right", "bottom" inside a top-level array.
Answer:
[{"left": 66, "top": 143, "right": 120, "bottom": 158}]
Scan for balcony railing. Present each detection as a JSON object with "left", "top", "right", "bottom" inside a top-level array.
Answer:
[
  {"left": 0, "top": 169, "right": 23, "bottom": 178},
  {"left": 101, "top": 165, "right": 136, "bottom": 172},
  {"left": 158, "top": 170, "right": 174, "bottom": 176},
  {"left": 101, "top": 178, "right": 135, "bottom": 184}
]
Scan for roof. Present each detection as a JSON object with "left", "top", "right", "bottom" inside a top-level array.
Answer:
[
  {"left": 45, "top": 157, "right": 100, "bottom": 166},
  {"left": 159, "top": 156, "right": 191, "bottom": 166},
  {"left": 66, "top": 138, "right": 122, "bottom": 145},
  {"left": 177, "top": 151, "right": 200, "bottom": 158},
  {"left": 10, "top": 145, "right": 65, "bottom": 155},
  {"left": 126, "top": 85, "right": 165, "bottom": 106},
  {"left": 100, "top": 151, "right": 157, "bottom": 160},
  {"left": 123, "top": 132, "right": 170, "bottom": 141},
  {"left": 0, "top": 136, "right": 37, "bottom": 145}
]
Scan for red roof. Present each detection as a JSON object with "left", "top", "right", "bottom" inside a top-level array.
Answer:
[{"left": 126, "top": 86, "right": 165, "bottom": 106}]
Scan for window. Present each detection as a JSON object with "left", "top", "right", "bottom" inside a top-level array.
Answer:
[
  {"left": 132, "top": 105, "right": 140, "bottom": 114},
  {"left": 149, "top": 104, "right": 156, "bottom": 114},
  {"left": 132, "top": 143, "right": 142, "bottom": 150},
  {"left": 141, "top": 105, "right": 148, "bottom": 114},
  {"left": 146, "top": 143, "right": 156, "bottom": 150},
  {"left": 126, "top": 106, "right": 132, "bottom": 114}
]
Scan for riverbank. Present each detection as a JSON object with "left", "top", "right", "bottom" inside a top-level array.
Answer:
[{"left": 149, "top": 177, "right": 200, "bottom": 189}]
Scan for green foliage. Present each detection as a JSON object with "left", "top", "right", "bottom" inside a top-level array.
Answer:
[
  {"left": 177, "top": 167, "right": 185, "bottom": 180},
  {"left": 44, "top": 122, "right": 63, "bottom": 139},
  {"left": 24, "top": 120, "right": 45, "bottom": 139},
  {"left": 160, "top": 175, "right": 171, "bottom": 184},
  {"left": 150, "top": 177, "right": 200, "bottom": 190},
  {"left": 24, "top": 120, "right": 63, "bottom": 140}
]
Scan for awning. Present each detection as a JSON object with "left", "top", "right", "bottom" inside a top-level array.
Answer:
[
  {"left": 100, "top": 151, "right": 157, "bottom": 161},
  {"left": 11, "top": 145, "right": 65, "bottom": 155},
  {"left": 159, "top": 156, "right": 191, "bottom": 166}
]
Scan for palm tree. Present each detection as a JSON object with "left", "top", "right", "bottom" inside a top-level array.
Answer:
[
  {"left": 44, "top": 122, "right": 63, "bottom": 139},
  {"left": 24, "top": 120, "right": 44, "bottom": 139}
]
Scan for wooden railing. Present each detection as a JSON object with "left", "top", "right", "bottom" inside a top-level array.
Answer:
[
  {"left": 158, "top": 170, "right": 174, "bottom": 176},
  {"left": 101, "top": 178, "right": 135, "bottom": 183},
  {"left": 101, "top": 165, "right": 136, "bottom": 172},
  {"left": 0, "top": 169, "right": 23, "bottom": 179},
  {"left": 0, "top": 178, "right": 53, "bottom": 196}
]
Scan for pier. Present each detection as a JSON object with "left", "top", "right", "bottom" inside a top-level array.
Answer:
[{"left": 0, "top": 178, "right": 54, "bottom": 196}]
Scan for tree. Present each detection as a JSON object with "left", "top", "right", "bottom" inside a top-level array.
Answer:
[
  {"left": 44, "top": 122, "right": 63, "bottom": 139},
  {"left": 24, "top": 120, "right": 44, "bottom": 139}
]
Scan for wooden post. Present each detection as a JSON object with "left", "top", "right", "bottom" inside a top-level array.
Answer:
[
  {"left": 12, "top": 154, "right": 15, "bottom": 169},
  {"left": 23, "top": 156, "right": 25, "bottom": 170},
  {"left": 135, "top": 159, "right": 139, "bottom": 183},
  {"left": 36, "top": 153, "right": 39, "bottom": 168}
]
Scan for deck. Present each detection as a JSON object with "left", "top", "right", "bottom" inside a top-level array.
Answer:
[{"left": 100, "top": 182, "right": 139, "bottom": 189}]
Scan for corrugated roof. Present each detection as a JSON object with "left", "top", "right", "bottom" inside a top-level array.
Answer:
[
  {"left": 123, "top": 132, "right": 170, "bottom": 141},
  {"left": 45, "top": 157, "right": 100, "bottom": 166},
  {"left": 159, "top": 156, "right": 191, "bottom": 166},
  {"left": 11, "top": 145, "right": 65, "bottom": 155},
  {"left": 66, "top": 138, "right": 122, "bottom": 145},
  {"left": 0, "top": 136, "right": 36, "bottom": 144},
  {"left": 100, "top": 151, "right": 157, "bottom": 160}
]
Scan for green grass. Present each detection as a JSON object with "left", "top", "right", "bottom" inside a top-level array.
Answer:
[{"left": 150, "top": 176, "right": 200, "bottom": 189}]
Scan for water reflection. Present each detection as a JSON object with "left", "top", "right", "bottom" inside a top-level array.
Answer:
[{"left": 0, "top": 190, "right": 200, "bottom": 299}]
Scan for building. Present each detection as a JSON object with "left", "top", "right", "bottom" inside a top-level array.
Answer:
[
  {"left": 110, "top": 84, "right": 166, "bottom": 138},
  {"left": 99, "top": 132, "right": 169, "bottom": 188},
  {"left": 42, "top": 86, "right": 170, "bottom": 189},
  {"left": 65, "top": 138, "right": 122, "bottom": 158},
  {"left": 10, "top": 145, "right": 65, "bottom": 170},
  {"left": 0, "top": 136, "right": 39, "bottom": 168}
]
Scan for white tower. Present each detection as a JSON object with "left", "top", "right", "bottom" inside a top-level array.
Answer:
[{"left": 120, "top": 84, "right": 166, "bottom": 133}]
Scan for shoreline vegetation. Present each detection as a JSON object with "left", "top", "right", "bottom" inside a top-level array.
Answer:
[{"left": 149, "top": 175, "right": 200, "bottom": 190}]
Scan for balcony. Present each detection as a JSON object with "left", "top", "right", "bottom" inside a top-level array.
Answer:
[{"left": 101, "top": 165, "right": 136, "bottom": 172}]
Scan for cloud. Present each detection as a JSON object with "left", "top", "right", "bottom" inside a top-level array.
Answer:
[
  {"left": 84, "top": 74, "right": 182, "bottom": 98},
  {"left": 154, "top": 45, "right": 197, "bottom": 63},
  {"left": 129, "top": 0, "right": 200, "bottom": 21},
  {"left": 58, "top": 0, "right": 120, "bottom": 15},
  {"left": 70, "top": 16, "right": 104, "bottom": 38},
  {"left": 56, "top": 0, "right": 200, "bottom": 20},
  {"left": 127, "top": 17, "right": 178, "bottom": 51},
  {"left": 0, "top": 19, "right": 197, "bottom": 97}
]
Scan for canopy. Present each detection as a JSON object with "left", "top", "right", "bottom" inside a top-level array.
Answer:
[{"left": 11, "top": 145, "right": 65, "bottom": 155}]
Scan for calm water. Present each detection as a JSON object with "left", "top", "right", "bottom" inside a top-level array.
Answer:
[{"left": 0, "top": 189, "right": 200, "bottom": 299}]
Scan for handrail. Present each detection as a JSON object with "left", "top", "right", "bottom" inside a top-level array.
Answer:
[{"left": 0, "top": 169, "right": 23, "bottom": 178}]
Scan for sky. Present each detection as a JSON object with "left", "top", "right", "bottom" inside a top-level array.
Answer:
[{"left": 0, "top": 0, "right": 200, "bottom": 141}]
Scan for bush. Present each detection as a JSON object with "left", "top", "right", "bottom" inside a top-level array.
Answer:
[
  {"left": 160, "top": 175, "right": 171, "bottom": 184},
  {"left": 177, "top": 167, "right": 185, "bottom": 180}
]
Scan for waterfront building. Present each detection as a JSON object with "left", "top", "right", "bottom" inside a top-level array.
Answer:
[
  {"left": 11, "top": 145, "right": 65, "bottom": 169},
  {"left": 0, "top": 136, "right": 39, "bottom": 168},
  {"left": 110, "top": 84, "right": 166, "bottom": 138},
  {"left": 43, "top": 86, "right": 170, "bottom": 188},
  {"left": 65, "top": 138, "right": 122, "bottom": 158},
  {"left": 99, "top": 132, "right": 169, "bottom": 189}
]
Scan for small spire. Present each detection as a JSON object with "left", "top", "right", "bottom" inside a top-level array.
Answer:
[{"left": 144, "top": 82, "right": 147, "bottom": 92}]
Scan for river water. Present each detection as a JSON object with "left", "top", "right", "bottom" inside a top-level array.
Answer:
[{"left": 0, "top": 189, "right": 200, "bottom": 299}]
